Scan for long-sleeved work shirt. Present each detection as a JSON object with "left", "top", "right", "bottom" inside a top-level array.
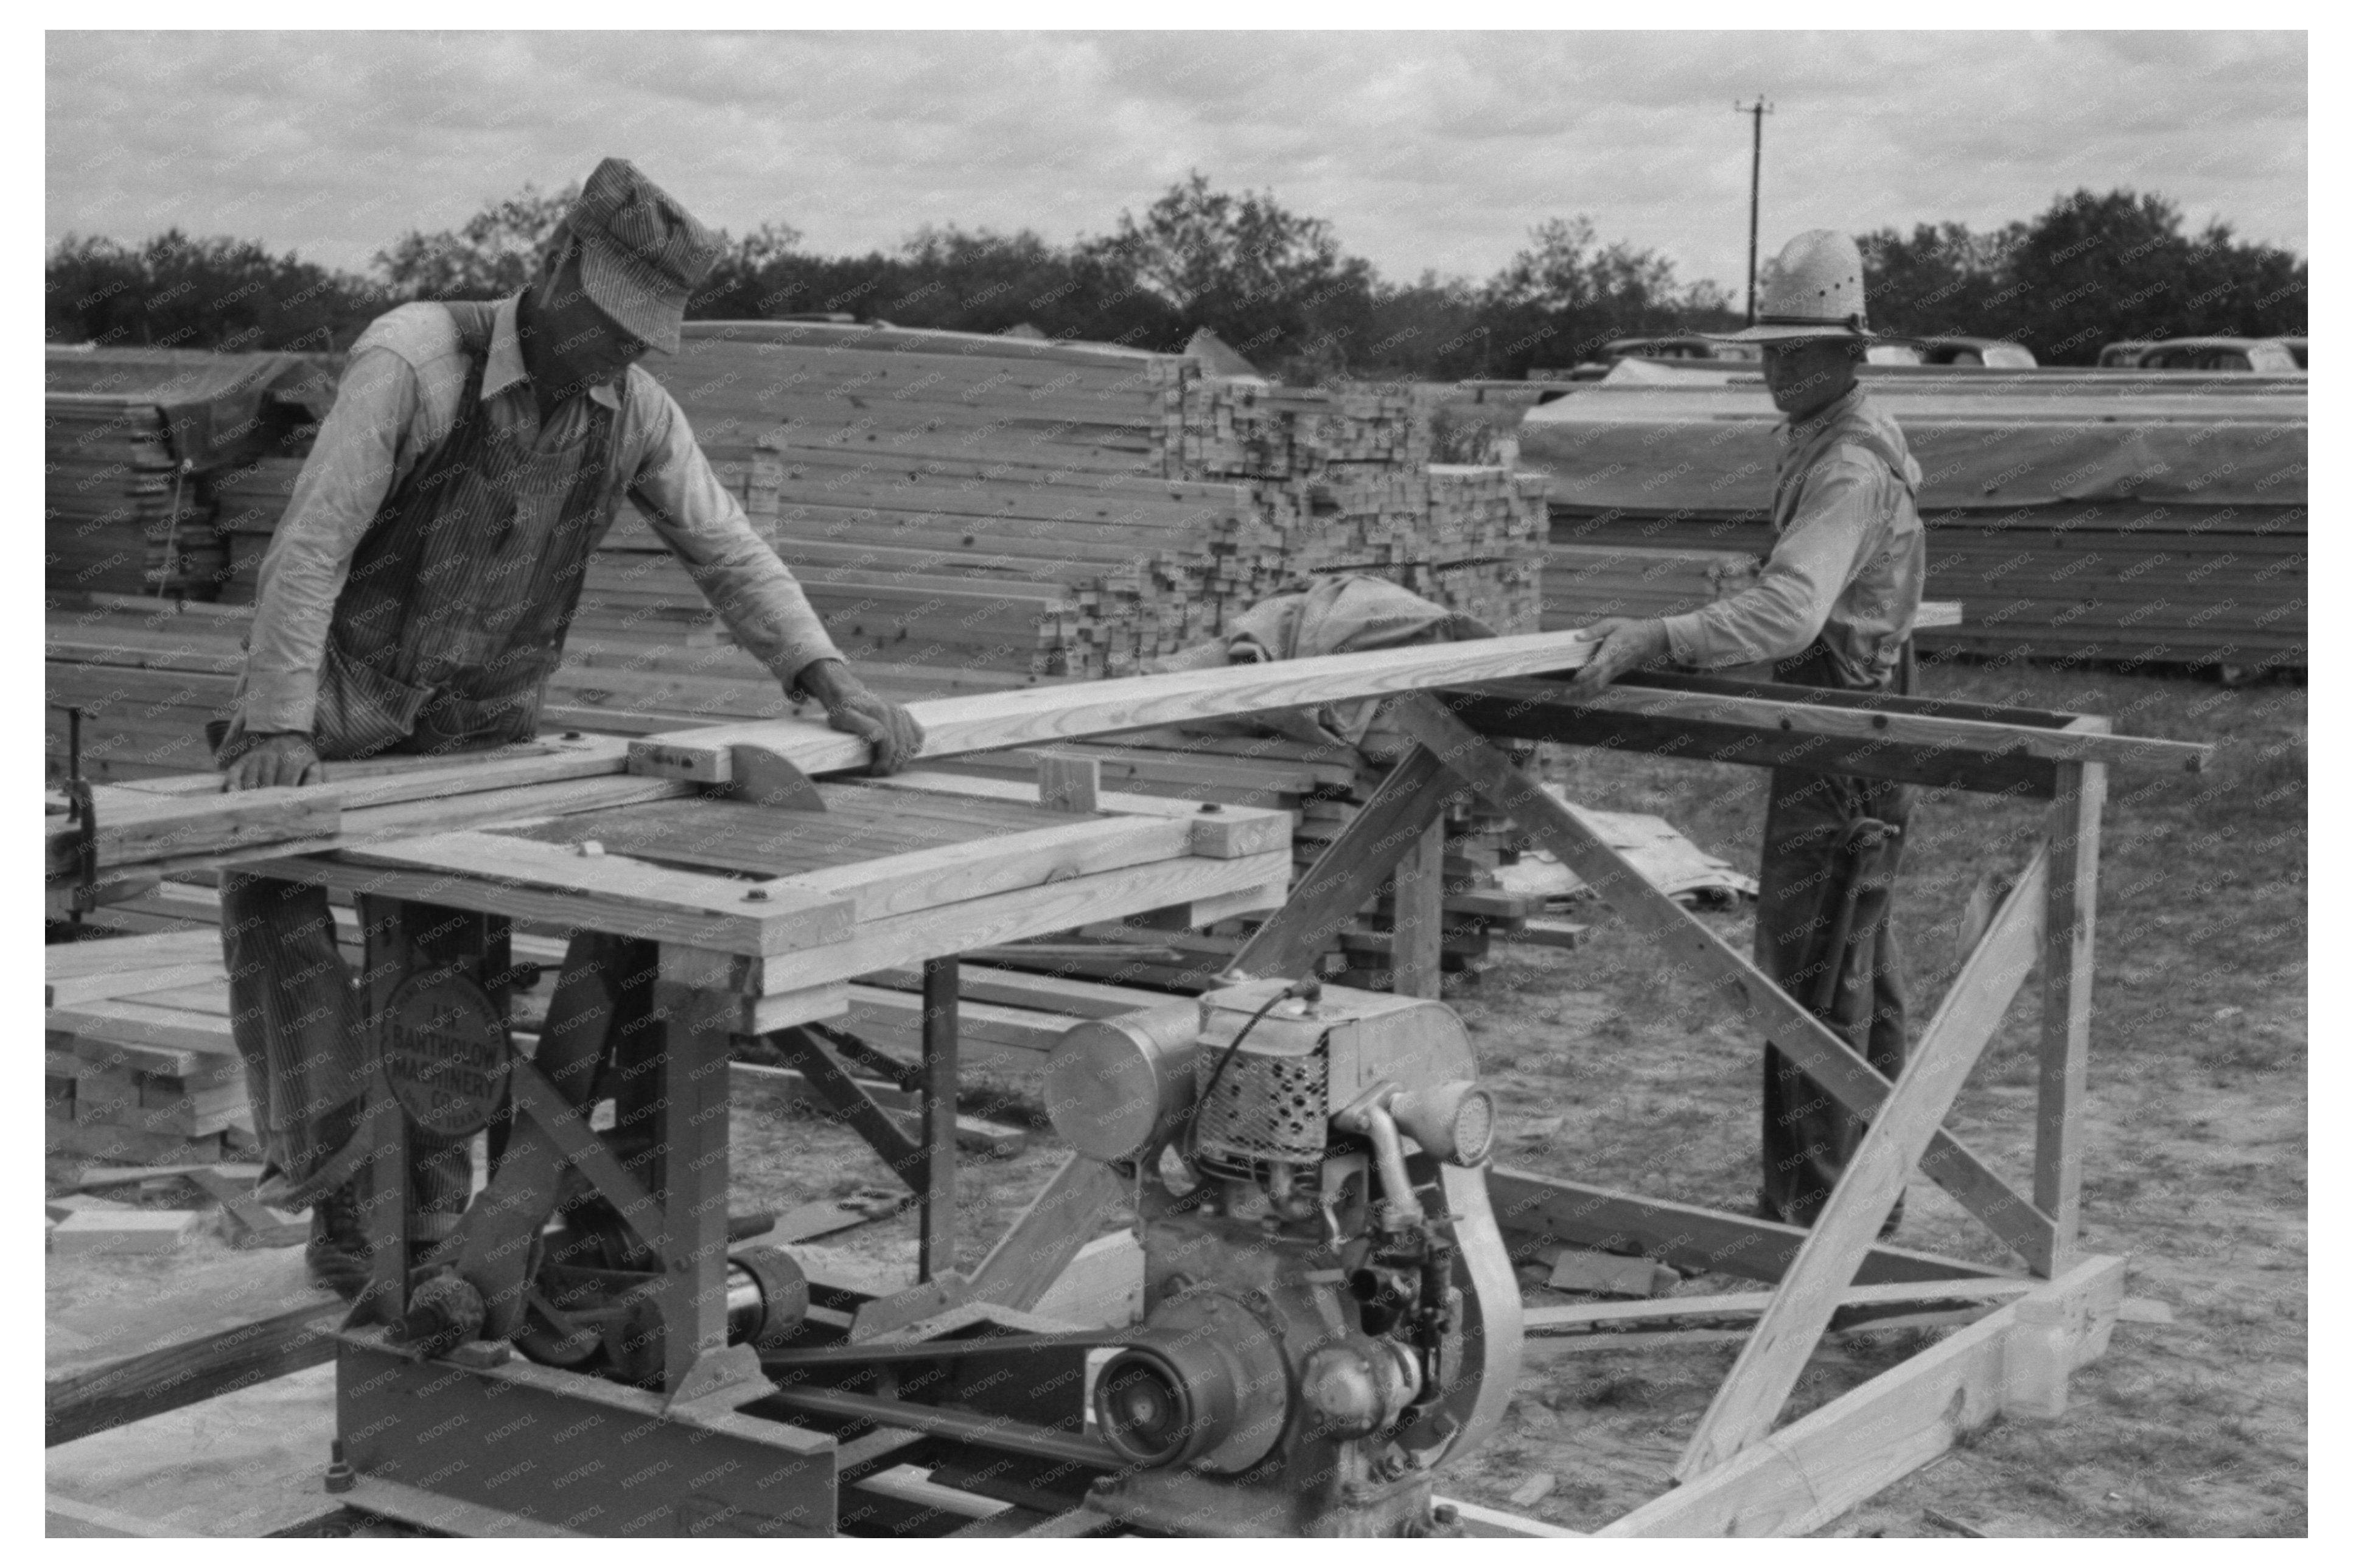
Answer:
[
  {"left": 1659, "top": 385, "right": 1925, "bottom": 688},
  {"left": 237, "top": 295, "right": 842, "bottom": 735}
]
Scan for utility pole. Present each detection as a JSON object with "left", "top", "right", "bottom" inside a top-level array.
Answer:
[{"left": 1735, "top": 97, "right": 1773, "bottom": 325}]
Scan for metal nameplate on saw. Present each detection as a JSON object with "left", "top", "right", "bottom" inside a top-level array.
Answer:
[{"left": 380, "top": 967, "right": 511, "bottom": 1138}]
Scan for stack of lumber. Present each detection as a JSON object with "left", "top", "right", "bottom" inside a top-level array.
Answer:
[
  {"left": 624, "top": 322, "right": 1210, "bottom": 677},
  {"left": 45, "top": 398, "right": 212, "bottom": 598},
  {"left": 1539, "top": 542, "right": 1761, "bottom": 629},
  {"left": 1170, "top": 379, "right": 1437, "bottom": 478},
  {"left": 1213, "top": 463, "right": 1548, "bottom": 633},
  {"left": 45, "top": 599, "right": 248, "bottom": 781},
  {"left": 45, "top": 347, "right": 335, "bottom": 605},
  {"left": 637, "top": 329, "right": 1544, "bottom": 669},
  {"left": 46, "top": 930, "right": 259, "bottom": 1166},
  {"left": 1517, "top": 363, "right": 2308, "bottom": 670}
]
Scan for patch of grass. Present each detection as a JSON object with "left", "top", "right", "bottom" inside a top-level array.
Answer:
[{"left": 1575, "top": 1371, "right": 1654, "bottom": 1409}]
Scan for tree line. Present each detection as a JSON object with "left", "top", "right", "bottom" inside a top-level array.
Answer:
[{"left": 45, "top": 175, "right": 2303, "bottom": 378}]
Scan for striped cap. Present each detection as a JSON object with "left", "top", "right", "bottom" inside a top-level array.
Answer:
[{"left": 562, "top": 158, "right": 721, "bottom": 355}]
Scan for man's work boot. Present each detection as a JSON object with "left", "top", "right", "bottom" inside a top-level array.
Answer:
[{"left": 306, "top": 1180, "right": 375, "bottom": 1301}]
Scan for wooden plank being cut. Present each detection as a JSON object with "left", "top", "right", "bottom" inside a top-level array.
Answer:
[{"left": 627, "top": 627, "right": 1607, "bottom": 783}]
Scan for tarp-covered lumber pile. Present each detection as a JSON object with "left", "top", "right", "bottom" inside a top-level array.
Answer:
[{"left": 1520, "top": 361, "right": 2307, "bottom": 669}]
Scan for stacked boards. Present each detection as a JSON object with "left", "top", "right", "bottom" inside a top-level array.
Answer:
[
  {"left": 44, "top": 348, "right": 334, "bottom": 604},
  {"left": 44, "top": 397, "right": 211, "bottom": 598},
  {"left": 626, "top": 322, "right": 1222, "bottom": 677},
  {"left": 1518, "top": 363, "right": 2308, "bottom": 671},
  {"left": 1540, "top": 543, "right": 1761, "bottom": 630},
  {"left": 46, "top": 928, "right": 264, "bottom": 1166}
]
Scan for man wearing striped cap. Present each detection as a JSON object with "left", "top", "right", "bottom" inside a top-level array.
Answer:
[
  {"left": 214, "top": 158, "right": 923, "bottom": 1294},
  {"left": 1568, "top": 229, "right": 1927, "bottom": 1234}
]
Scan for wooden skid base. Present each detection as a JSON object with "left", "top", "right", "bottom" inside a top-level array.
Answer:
[{"left": 1598, "top": 1254, "right": 2126, "bottom": 1536}]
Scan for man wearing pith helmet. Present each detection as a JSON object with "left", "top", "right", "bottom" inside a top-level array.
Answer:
[
  {"left": 212, "top": 158, "right": 925, "bottom": 1294},
  {"left": 1570, "top": 229, "right": 1927, "bottom": 1233}
]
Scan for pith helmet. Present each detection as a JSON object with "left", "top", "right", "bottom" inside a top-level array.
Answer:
[
  {"left": 561, "top": 158, "right": 722, "bottom": 355},
  {"left": 1711, "top": 229, "right": 1880, "bottom": 343}
]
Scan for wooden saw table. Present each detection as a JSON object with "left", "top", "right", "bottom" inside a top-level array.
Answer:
[{"left": 179, "top": 762, "right": 1281, "bottom": 1536}]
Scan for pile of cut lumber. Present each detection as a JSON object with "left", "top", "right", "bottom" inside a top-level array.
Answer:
[
  {"left": 595, "top": 326, "right": 1544, "bottom": 671},
  {"left": 1171, "top": 378, "right": 1437, "bottom": 477},
  {"left": 45, "top": 347, "right": 335, "bottom": 605},
  {"left": 1518, "top": 363, "right": 2308, "bottom": 670},
  {"left": 1539, "top": 542, "right": 1761, "bottom": 630},
  {"left": 44, "top": 398, "right": 212, "bottom": 598},
  {"left": 46, "top": 930, "right": 260, "bottom": 1166}
]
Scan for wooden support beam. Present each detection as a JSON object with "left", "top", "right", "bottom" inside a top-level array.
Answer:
[
  {"left": 1035, "top": 753, "right": 1100, "bottom": 814},
  {"left": 629, "top": 629, "right": 1606, "bottom": 783},
  {"left": 2035, "top": 758, "right": 2106, "bottom": 1276},
  {"left": 1463, "top": 671, "right": 2209, "bottom": 775},
  {"left": 1225, "top": 744, "right": 1454, "bottom": 981},
  {"left": 1486, "top": 1167, "right": 2010, "bottom": 1286},
  {"left": 1442, "top": 683, "right": 2058, "bottom": 798},
  {"left": 919, "top": 958, "right": 959, "bottom": 1283},
  {"left": 774, "top": 1027, "right": 923, "bottom": 1177},
  {"left": 45, "top": 1298, "right": 340, "bottom": 1448},
  {"left": 654, "top": 949, "right": 747, "bottom": 1400},
  {"left": 1394, "top": 694, "right": 2054, "bottom": 1270},
  {"left": 1522, "top": 1275, "right": 2037, "bottom": 1335},
  {"left": 1601, "top": 1255, "right": 2127, "bottom": 1537},
  {"left": 963, "top": 1154, "right": 1128, "bottom": 1314},
  {"left": 1390, "top": 814, "right": 1446, "bottom": 1000},
  {"left": 508, "top": 1061, "right": 670, "bottom": 1254},
  {"left": 1676, "top": 850, "right": 2050, "bottom": 1479}
]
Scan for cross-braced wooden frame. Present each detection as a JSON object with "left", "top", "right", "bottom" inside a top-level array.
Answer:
[{"left": 934, "top": 669, "right": 2198, "bottom": 1536}]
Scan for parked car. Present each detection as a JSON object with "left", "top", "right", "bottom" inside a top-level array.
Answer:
[
  {"left": 1542, "top": 336, "right": 1765, "bottom": 378},
  {"left": 1864, "top": 342, "right": 1923, "bottom": 366},
  {"left": 2097, "top": 341, "right": 2156, "bottom": 368},
  {"left": 1603, "top": 335, "right": 1761, "bottom": 364},
  {"left": 2105, "top": 337, "right": 2304, "bottom": 373},
  {"left": 2278, "top": 337, "right": 2308, "bottom": 369},
  {"left": 1912, "top": 336, "right": 2037, "bottom": 368}
]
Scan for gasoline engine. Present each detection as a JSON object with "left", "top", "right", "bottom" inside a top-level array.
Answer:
[{"left": 1044, "top": 979, "right": 1524, "bottom": 1538}]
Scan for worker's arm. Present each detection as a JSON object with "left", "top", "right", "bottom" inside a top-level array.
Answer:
[
  {"left": 227, "top": 346, "right": 424, "bottom": 789},
  {"left": 1571, "top": 453, "right": 1889, "bottom": 694},
  {"left": 627, "top": 389, "right": 923, "bottom": 773}
]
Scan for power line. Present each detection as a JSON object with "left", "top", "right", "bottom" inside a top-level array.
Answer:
[{"left": 1735, "top": 97, "right": 1773, "bottom": 325}]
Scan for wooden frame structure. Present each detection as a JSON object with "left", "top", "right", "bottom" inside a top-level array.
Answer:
[
  {"left": 777, "top": 669, "right": 2188, "bottom": 1538},
  {"left": 46, "top": 635, "right": 2209, "bottom": 1536}
]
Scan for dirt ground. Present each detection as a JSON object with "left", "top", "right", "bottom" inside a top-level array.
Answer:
[
  {"left": 730, "top": 658, "right": 2307, "bottom": 1537},
  {"left": 49, "top": 660, "right": 2305, "bottom": 1538}
]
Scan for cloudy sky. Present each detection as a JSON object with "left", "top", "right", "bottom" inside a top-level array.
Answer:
[{"left": 46, "top": 31, "right": 2306, "bottom": 295}]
